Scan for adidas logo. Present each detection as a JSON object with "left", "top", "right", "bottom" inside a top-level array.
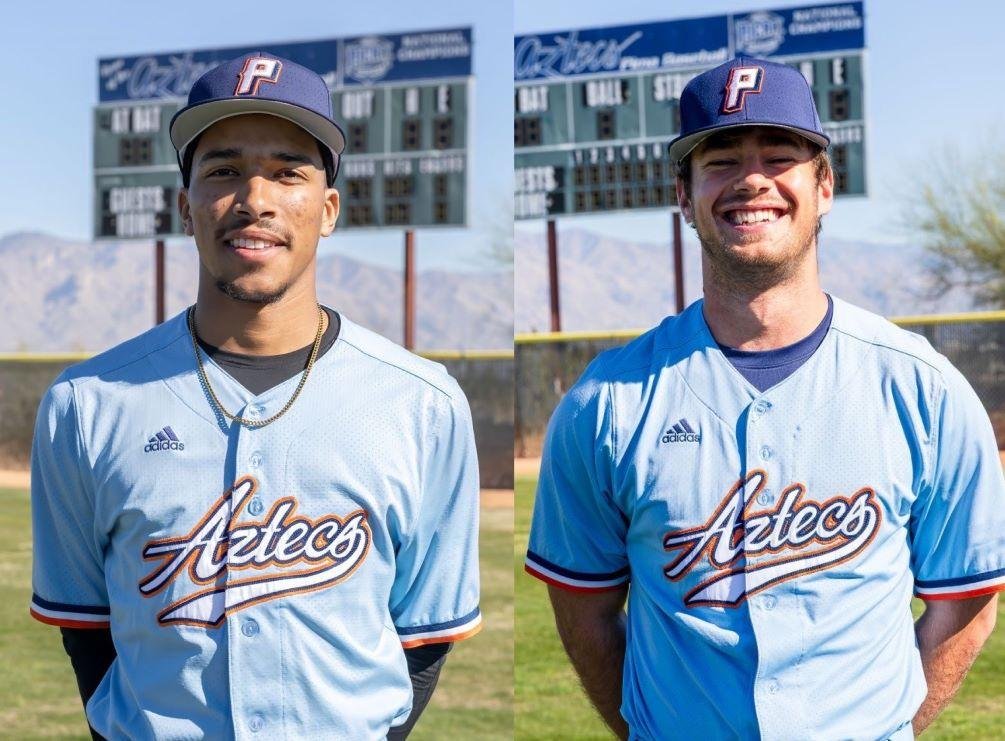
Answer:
[
  {"left": 144, "top": 426, "right": 185, "bottom": 453},
  {"left": 662, "top": 419, "right": 701, "bottom": 444}
]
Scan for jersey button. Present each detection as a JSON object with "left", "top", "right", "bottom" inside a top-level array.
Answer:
[
  {"left": 763, "top": 594, "right": 777, "bottom": 610},
  {"left": 756, "top": 489, "right": 773, "bottom": 506},
  {"left": 248, "top": 714, "right": 265, "bottom": 733},
  {"left": 767, "top": 679, "right": 780, "bottom": 694},
  {"left": 249, "top": 452, "right": 264, "bottom": 469},
  {"left": 248, "top": 497, "right": 265, "bottom": 516},
  {"left": 247, "top": 405, "right": 264, "bottom": 418},
  {"left": 759, "top": 445, "right": 773, "bottom": 461},
  {"left": 242, "top": 618, "right": 260, "bottom": 637},
  {"left": 753, "top": 400, "right": 771, "bottom": 416}
]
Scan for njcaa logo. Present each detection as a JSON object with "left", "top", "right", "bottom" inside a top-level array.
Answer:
[
  {"left": 663, "top": 470, "right": 881, "bottom": 608},
  {"left": 662, "top": 419, "right": 700, "bottom": 444},
  {"left": 344, "top": 36, "right": 394, "bottom": 83},
  {"left": 144, "top": 426, "right": 185, "bottom": 453},
  {"left": 138, "top": 476, "right": 370, "bottom": 627},
  {"left": 734, "top": 11, "right": 786, "bottom": 56}
]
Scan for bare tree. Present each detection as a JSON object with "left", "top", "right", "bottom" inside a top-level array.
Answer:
[
  {"left": 477, "top": 189, "right": 514, "bottom": 269},
  {"left": 906, "top": 143, "right": 1005, "bottom": 307}
]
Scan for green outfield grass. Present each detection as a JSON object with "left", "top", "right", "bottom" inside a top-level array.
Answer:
[
  {"left": 0, "top": 486, "right": 513, "bottom": 740},
  {"left": 413, "top": 502, "right": 514, "bottom": 740},
  {"left": 515, "top": 474, "right": 1005, "bottom": 740}
]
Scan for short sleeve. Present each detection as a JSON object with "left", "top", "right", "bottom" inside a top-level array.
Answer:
[
  {"left": 525, "top": 366, "right": 629, "bottom": 592},
  {"left": 390, "top": 388, "right": 481, "bottom": 647},
  {"left": 911, "top": 364, "right": 1005, "bottom": 600},
  {"left": 29, "top": 378, "right": 110, "bottom": 628}
]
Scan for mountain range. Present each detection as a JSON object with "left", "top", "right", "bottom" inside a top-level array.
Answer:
[
  {"left": 515, "top": 227, "right": 979, "bottom": 333},
  {"left": 0, "top": 232, "right": 513, "bottom": 352},
  {"left": 0, "top": 228, "right": 983, "bottom": 352}
]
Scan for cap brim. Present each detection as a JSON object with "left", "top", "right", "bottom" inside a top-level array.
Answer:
[
  {"left": 170, "top": 98, "right": 346, "bottom": 161},
  {"left": 668, "top": 123, "right": 830, "bottom": 167}
]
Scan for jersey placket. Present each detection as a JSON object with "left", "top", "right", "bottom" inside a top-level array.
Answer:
[
  {"left": 227, "top": 400, "right": 282, "bottom": 740},
  {"left": 742, "top": 393, "right": 808, "bottom": 740}
]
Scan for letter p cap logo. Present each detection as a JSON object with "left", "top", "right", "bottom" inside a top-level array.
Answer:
[
  {"left": 235, "top": 57, "right": 282, "bottom": 96},
  {"left": 722, "top": 65, "right": 763, "bottom": 113}
]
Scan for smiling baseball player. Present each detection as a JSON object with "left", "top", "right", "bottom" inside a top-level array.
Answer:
[
  {"left": 526, "top": 57, "right": 1005, "bottom": 739},
  {"left": 30, "top": 52, "right": 481, "bottom": 740}
]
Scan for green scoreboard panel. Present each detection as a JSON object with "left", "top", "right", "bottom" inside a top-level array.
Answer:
[
  {"left": 94, "top": 102, "right": 182, "bottom": 238},
  {"left": 514, "top": 3, "right": 866, "bottom": 220},
  {"left": 334, "top": 80, "right": 469, "bottom": 229},
  {"left": 95, "top": 29, "right": 472, "bottom": 240}
]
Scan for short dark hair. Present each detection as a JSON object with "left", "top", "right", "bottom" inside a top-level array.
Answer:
[{"left": 180, "top": 134, "right": 335, "bottom": 188}]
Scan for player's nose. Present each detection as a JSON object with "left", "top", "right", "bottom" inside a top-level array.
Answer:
[
  {"left": 233, "top": 174, "right": 278, "bottom": 221},
  {"left": 731, "top": 155, "right": 773, "bottom": 194}
]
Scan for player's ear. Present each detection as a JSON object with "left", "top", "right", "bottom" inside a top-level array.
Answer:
[
  {"left": 675, "top": 177, "right": 693, "bottom": 225},
  {"left": 816, "top": 154, "right": 835, "bottom": 217},
  {"left": 320, "top": 188, "right": 340, "bottom": 237},
  {"left": 178, "top": 189, "right": 194, "bottom": 237}
]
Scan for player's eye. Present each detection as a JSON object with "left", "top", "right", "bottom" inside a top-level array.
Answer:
[
  {"left": 205, "top": 166, "right": 238, "bottom": 178},
  {"left": 277, "top": 168, "right": 307, "bottom": 181}
]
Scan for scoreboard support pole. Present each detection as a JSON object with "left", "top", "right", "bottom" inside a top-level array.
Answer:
[
  {"left": 672, "top": 213, "right": 685, "bottom": 315},
  {"left": 547, "top": 219, "right": 561, "bottom": 332},
  {"left": 155, "top": 239, "right": 166, "bottom": 325},
  {"left": 404, "top": 230, "right": 416, "bottom": 350}
]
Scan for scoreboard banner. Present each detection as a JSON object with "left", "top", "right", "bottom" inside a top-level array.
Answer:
[
  {"left": 514, "top": 2, "right": 866, "bottom": 220},
  {"left": 94, "top": 28, "right": 472, "bottom": 240}
]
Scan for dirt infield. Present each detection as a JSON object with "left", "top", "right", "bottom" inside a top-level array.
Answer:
[
  {"left": 515, "top": 458, "right": 541, "bottom": 477},
  {"left": 0, "top": 469, "right": 28, "bottom": 489},
  {"left": 481, "top": 489, "right": 513, "bottom": 508}
]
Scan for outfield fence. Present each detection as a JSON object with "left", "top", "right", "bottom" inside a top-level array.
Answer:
[
  {"left": 515, "top": 312, "right": 1005, "bottom": 458},
  {"left": 0, "top": 349, "right": 514, "bottom": 489}
]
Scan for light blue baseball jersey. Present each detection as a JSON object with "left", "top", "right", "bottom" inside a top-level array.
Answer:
[
  {"left": 31, "top": 309, "right": 481, "bottom": 740},
  {"left": 526, "top": 297, "right": 1005, "bottom": 740}
]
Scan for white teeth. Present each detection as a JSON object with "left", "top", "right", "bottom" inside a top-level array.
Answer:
[
  {"left": 230, "top": 238, "right": 277, "bottom": 250},
  {"left": 726, "top": 209, "right": 781, "bottom": 225}
]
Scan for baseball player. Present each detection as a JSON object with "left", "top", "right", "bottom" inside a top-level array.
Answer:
[
  {"left": 526, "top": 56, "right": 1005, "bottom": 739},
  {"left": 30, "top": 52, "right": 481, "bottom": 740}
]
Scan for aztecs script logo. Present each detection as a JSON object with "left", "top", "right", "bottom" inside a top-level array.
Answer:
[
  {"left": 663, "top": 470, "right": 881, "bottom": 608},
  {"left": 138, "top": 476, "right": 371, "bottom": 627}
]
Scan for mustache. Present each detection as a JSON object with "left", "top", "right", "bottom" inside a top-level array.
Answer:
[{"left": 214, "top": 219, "right": 292, "bottom": 244}]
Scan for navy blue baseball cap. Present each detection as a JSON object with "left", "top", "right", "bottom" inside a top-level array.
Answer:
[
  {"left": 170, "top": 52, "right": 345, "bottom": 182},
  {"left": 668, "top": 56, "right": 829, "bottom": 167}
]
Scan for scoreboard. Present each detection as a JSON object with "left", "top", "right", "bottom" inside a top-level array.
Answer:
[
  {"left": 94, "top": 29, "right": 472, "bottom": 240},
  {"left": 514, "top": 2, "right": 866, "bottom": 220}
]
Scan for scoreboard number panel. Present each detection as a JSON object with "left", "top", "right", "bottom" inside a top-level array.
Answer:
[
  {"left": 336, "top": 80, "right": 468, "bottom": 229},
  {"left": 94, "top": 103, "right": 181, "bottom": 170},
  {"left": 514, "top": 2, "right": 867, "bottom": 220},
  {"left": 94, "top": 28, "right": 472, "bottom": 240}
]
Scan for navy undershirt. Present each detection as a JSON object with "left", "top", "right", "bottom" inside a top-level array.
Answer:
[
  {"left": 717, "top": 295, "right": 834, "bottom": 393},
  {"left": 196, "top": 307, "right": 340, "bottom": 395}
]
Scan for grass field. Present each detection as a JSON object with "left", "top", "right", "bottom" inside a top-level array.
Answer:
[
  {"left": 515, "top": 474, "right": 1005, "bottom": 740},
  {"left": 0, "top": 486, "right": 513, "bottom": 739}
]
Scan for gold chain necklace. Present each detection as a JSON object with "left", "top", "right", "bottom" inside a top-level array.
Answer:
[{"left": 187, "top": 305, "right": 325, "bottom": 428}]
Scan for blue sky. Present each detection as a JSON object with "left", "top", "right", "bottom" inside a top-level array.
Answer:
[
  {"left": 515, "top": 0, "right": 1005, "bottom": 249},
  {"left": 5, "top": 1, "right": 1004, "bottom": 273},
  {"left": 2, "top": 0, "right": 511, "bottom": 272}
]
